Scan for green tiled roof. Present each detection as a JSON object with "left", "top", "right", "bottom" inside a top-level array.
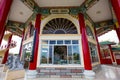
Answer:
[
  {"left": 99, "top": 41, "right": 116, "bottom": 45},
  {"left": 112, "top": 47, "right": 120, "bottom": 51}
]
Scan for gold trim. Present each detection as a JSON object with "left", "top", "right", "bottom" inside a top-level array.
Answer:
[
  {"left": 115, "top": 22, "right": 119, "bottom": 28},
  {"left": 70, "top": 14, "right": 78, "bottom": 19},
  {"left": 41, "top": 15, "right": 49, "bottom": 20}
]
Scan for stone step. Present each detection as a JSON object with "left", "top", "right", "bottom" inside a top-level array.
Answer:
[
  {"left": 0, "top": 72, "right": 6, "bottom": 80},
  {"left": 25, "top": 78, "right": 89, "bottom": 80},
  {"left": 15, "top": 78, "right": 24, "bottom": 80}
]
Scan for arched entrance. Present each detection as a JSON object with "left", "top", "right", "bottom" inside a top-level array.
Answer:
[{"left": 40, "top": 18, "right": 81, "bottom": 66}]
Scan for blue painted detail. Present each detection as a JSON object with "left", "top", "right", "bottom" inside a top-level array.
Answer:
[{"left": 31, "top": 29, "right": 37, "bottom": 62}]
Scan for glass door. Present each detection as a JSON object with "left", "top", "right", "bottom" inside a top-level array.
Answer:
[{"left": 54, "top": 46, "right": 67, "bottom": 64}]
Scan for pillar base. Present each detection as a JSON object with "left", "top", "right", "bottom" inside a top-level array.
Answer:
[
  {"left": 26, "top": 70, "right": 37, "bottom": 79},
  {"left": 112, "top": 62, "right": 117, "bottom": 66},
  {"left": 83, "top": 70, "right": 95, "bottom": 79}
]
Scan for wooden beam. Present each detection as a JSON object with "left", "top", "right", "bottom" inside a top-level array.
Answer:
[
  {"left": 95, "top": 20, "right": 114, "bottom": 36},
  {"left": 21, "top": 0, "right": 99, "bottom": 14},
  {"left": 6, "top": 20, "right": 25, "bottom": 36},
  {"left": 95, "top": 20, "right": 114, "bottom": 28},
  {"left": 80, "top": 0, "right": 99, "bottom": 13},
  {"left": 21, "top": 0, "right": 40, "bottom": 12},
  {"left": 96, "top": 25, "right": 114, "bottom": 36}
]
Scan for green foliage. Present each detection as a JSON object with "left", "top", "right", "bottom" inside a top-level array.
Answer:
[
  {"left": 25, "top": 51, "right": 30, "bottom": 57},
  {"left": 73, "top": 53, "right": 79, "bottom": 60}
]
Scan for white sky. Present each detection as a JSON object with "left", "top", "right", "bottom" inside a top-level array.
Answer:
[
  {"left": 0, "top": 30, "right": 119, "bottom": 54},
  {"left": 98, "top": 30, "right": 119, "bottom": 44},
  {"left": 1, "top": 35, "right": 22, "bottom": 54},
  {"left": 9, "top": 35, "right": 22, "bottom": 54}
]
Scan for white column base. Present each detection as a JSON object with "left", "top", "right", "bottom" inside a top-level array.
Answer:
[
  {"left": 112, "top": 62, "right": 117, "bottom": 66},
  {"left": 83, "top": 70, "right": 95, "bottom": 79},
  {"left": 26, "top": 70, "right": 37, "bottom": 79}
]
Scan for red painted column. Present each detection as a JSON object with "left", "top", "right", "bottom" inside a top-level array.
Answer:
[
  {"left": 103, "top": 49, "right": 107, "bottom": 59},
  {"left": 0, "top": 26, "right": 6, "bottom": 45},
  {"left": 78, "top": 13, "right": 92, "bottom": 70},
  {"left": 115, "top": 26, "right": 120, "bottom": 41},
  {"left": 2, "top": 34, "right": 12, "bottom": 64},
  {"left": 94, "top": 28, "right": 103, "bottom": 64},
  {"left": 110, "top": 0, "right": 120, "bottom": 42},
  {"left": 29, "top": 14, "right": 41, "bottom": 70},
  {"left": 0, "top": 0, "right": 13, "bottom": 45},
  {"left": 19, "top": 29, "right": 25, "bottom": 57},
  {"left": 108, "top": 45, "right": 115, "bottom": 62},
  {"left": 110, "top": 0, "right": 120, "bottom": 26}
]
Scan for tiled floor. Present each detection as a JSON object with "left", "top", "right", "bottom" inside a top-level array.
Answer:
[
  {"left": 1, "top": 65, "right": 120, "bottom": 80},
  {"left": 94, "top": 65, "right": 120, "bottom": 80},
  {"left": 0, "top": 64, "right": 6, "bottom": 80}
]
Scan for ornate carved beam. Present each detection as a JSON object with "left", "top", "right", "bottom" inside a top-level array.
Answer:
[
  {"left": 80, "top": 0, "right": 99, "bottom": 13},
  {"left": 21, "top": 0, "right": 40, "bottom": 12},
  {"left": 6, "top": 20, "right": 25, "bottom": 36},
  {"left": 96, "top": 25, "right": 114, "bottom": 36},
  {"left": 95, "top": 20, "right": 114, "bottom": 36},
  {"left": 39, "top": 0, "right": 99, "bottom": 14},
  {"left": 20, "top": 0, "right": 99, "bottom": 15},
  {"left": 95, "top": 20, "right": 114, "bottom": 28}
]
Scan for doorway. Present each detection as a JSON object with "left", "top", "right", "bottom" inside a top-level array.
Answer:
[{"left": 54, "top": 46, "right": 67, "bottom": 64}]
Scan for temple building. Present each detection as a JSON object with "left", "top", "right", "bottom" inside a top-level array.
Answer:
[{"left": 0, "top": 0, "right": 120, "bottom": 79}]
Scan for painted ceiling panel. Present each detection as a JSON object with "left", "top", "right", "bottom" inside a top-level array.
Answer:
[
  {"left": 86, "top": 0, "right": 112, "bottom": 22},
  {"left": 8, "top": 0, "right": 33, "bottom": 23}
]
